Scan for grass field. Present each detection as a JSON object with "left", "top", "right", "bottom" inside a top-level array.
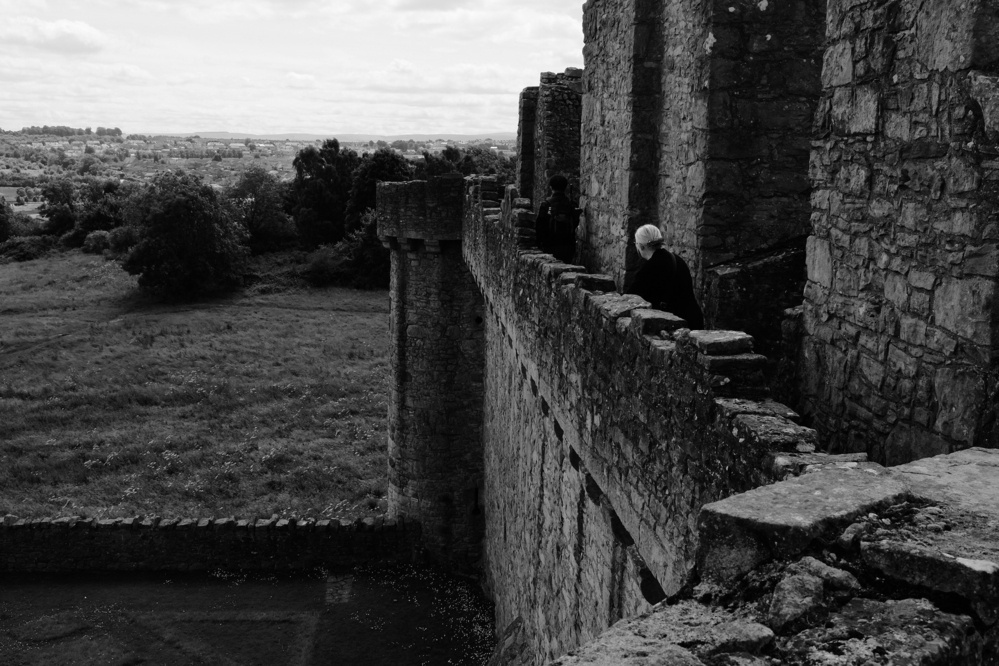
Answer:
[{"left": 0, "top": 251, "right": 392, "bottom": 521}]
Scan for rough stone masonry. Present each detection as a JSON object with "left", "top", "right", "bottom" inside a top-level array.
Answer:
[{"left": 374, "top": 0, "right": 999, "bottom": 664}]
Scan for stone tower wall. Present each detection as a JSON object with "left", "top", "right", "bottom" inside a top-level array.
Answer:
[
  {"left": 579, "top": 0, "right": 660, "bottom": 283},
  {"left": 533, "top": 69, "right": 584, "bottom": 210},
  {"left": 798, "top": 0, "right": 999, "bottom": 462},
  {"left": 516, "top": 86, "right": 539, "bottom": 203},
  {"left": 376, "top": 176, "right": 486, "bottom": 568},
  {"left": 578, "top": 0, "right": 824, "bottom": 351}
]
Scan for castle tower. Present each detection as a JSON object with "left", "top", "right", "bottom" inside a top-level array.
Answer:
[{"left": 376, "top": 175, "right": 486, "bottom": 567}]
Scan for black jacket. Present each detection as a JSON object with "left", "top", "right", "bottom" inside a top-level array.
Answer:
[{"left": 626, "top": 248, "right": 704, "bottom": 329}]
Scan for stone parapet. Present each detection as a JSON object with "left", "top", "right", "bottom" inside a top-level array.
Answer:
[
  {"left": 376, "top": 174, "right": 465, "bottom": 244},
  {"left": 462, "top": 177, "right": 819, "bottom": 663},
  {"left": 0, "top": 513, "right": 420, "bottom": 573}
]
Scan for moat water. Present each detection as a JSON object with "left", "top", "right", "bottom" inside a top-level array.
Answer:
[{"left": 0, "top": 565, "right": 495, "bottom": 665}]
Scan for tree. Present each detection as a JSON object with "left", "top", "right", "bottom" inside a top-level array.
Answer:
[
  {"left": 227, "top": 165, "right": 295, "bottom": 253},
  {"left": 0, "top": 200, "right": 14, "bottom": 243},
  {"left": 290, "top": 138, "right": 360, "bottom": 247},
  {"left": 344, "top": 148, "right": 413, "bottom": 233},
  {"left": 39, "top": 179, "right": 78, "bottom": 235},
  {"left": 122, "top": 170, "right": 248, "bottom": 298},
  {"left": 303, "top": 210, "right": 391, "bottom": 289}
]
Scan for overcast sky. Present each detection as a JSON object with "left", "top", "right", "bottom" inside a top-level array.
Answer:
[{"left": 0, "top": 0, "right": 584, "bottom": 136}]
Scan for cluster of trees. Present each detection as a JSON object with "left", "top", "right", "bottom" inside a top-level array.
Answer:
[
  {"left": 1, "top": 139, "right": 515, "bottom": 300},
  {"left": 19, "top": 126, "right": 123, "bottom": 137}
]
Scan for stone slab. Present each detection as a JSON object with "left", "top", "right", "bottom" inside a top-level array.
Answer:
[
  {"left": 715, "top": 398, "right": 801, "bottom": 422},
  {"left": 780, "top": 597, "right": 984, "bottom": 664},
  {"left": 731, "top": 414, "right": 818, "bottom": 453},
  {"left": 549, "top": 601, "right": 773, "bottom": 665},
  {"left": 628, "top": 308, "right": 686, "bottom": 336},
  {"left": 892, "top": 448, "right": 999, "bottom": 519},
  {"left": 698, "top": 465, "right": 907, "bottom": 582},
  {"left": 689, "top": 330, "right": 754, "bottom": 354},
  {"left": 861, "top": 539, "right": 999, "bottom": 625},
  {"left": 769, "top": 452, "right": 871, "bottom": 478}
]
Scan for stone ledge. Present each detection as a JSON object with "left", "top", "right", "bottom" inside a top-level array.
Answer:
[
  {"left": 697, "top": 465, "right": 907, "bottom": 583},
  {"left": 689, "top": 330, "right": 754, "bottom": 355}
]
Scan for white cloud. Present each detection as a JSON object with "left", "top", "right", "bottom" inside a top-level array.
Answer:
[
  {"left": 286, "top": 71, "right": 318, "bottom": 89},
  {"left": 0, "top": 17, "right": 108, "bottom": 53}
]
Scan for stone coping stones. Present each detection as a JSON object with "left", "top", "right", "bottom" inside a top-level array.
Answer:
[
  {"left": 769, "top": 451, "right": 871, "bottom": 478},
  {"left": 549, "top": 601, "right": 773, "bottom": 665},
  {"left": 730, "top": 414, "right": 818, "bottom": 453},
  {"left": 715, "top": 398, "right": 801, "bottom": 422},
  {"left": 688, "top": 330, "right": 754, "bottom": 355},
  {"left": 628, "top": 308, "right": 687, "bottom": 336},
  {"left": 697, "top": 465, "right": 907, "bottom": 582}
]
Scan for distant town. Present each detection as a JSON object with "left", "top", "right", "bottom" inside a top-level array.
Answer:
[{"left": 0, "top": 126, "right": 517, "bottom": 216}]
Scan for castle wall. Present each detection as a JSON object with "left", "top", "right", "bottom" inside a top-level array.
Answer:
[
  {"left": 579, "top": 0, "right": 649, "bottom": 280},
  {"left": 461, "top": 177, "right": 814, "bottom": 663},
  {"left": 516, "top": 87, "right": 538, "bottom": 203},
  {"left": 578, "top": 0, "right": 823, "bottom": 349},
  {"left": 800, "top": 0, "right": 999, "bottom": 462},
  {"left": 533, "top": 70, "right": 583, "bottom": 211},
  {"left": 377, "top": 177, "right": 486, "bottom": 568}
]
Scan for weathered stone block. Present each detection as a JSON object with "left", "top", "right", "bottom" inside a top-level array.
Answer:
[
  {"left": 689, "top": 330, "right": 754, "bottom": 355},
  {"left": 731, "top": 414, "right": 818, "bottom": 453},
  {"left": 628, "top": 308, "right": 687, "bottom": 336},
  {"left": 933, "top": 276, "right": 995, "bottom": 343},
  {"left": 698, "top": 465, "right": 907, "bottom": 582},
  {"left": 822, "top": 40, "right": 853, "bottom": 88},
  {"left": 575, "top": 274, "right": 617, "bottom": 292},
  {"left": 782, "top": 598, "right": 983, "bottom": 663},
  {"left": 806, "top": 236, "right": 833, "bottom": 289}
]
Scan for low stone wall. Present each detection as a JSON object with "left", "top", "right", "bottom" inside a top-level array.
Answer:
[
  {"left": 462, "top": 177, "right": 820, "bottom": 664},
  {"left": 0, "top": 514, "right": 420, "bottom": 573}
]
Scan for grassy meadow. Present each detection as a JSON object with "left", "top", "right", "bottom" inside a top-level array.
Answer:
[{"left": 0, "top": 251, "right": 392, "bottom": 521}]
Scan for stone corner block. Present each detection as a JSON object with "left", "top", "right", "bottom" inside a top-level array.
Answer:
[
  {"left": 574, "top": 273, "right": 617, "bottom": 292},
  {"left": 697, "top": 466, "right": 906, "bottom": 583},
  {"left": 690, "top": 330, "right": 754, "bottom": 355},
  {"left": 629, "top": 308, "right": 687, "bottom": 336}
]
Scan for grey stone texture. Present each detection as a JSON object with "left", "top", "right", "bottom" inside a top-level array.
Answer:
[
  {"left": 550, "top": 601, "right": 774, "bottom": 665},
  {"left": 798, "top": 0, "right": 999, "bottom": 462},
  {"left": 563, "top": 448, "right": 999, "bottom": 665},
  {"left": 578, "top": 0, "right": 822, "bottom": 356},
  {"left": 528, "top": 69, "right": 583, "bottom": 213},
  {"left": 458, "top": 178, "right": 821, "bottom": 664},
  {"left": 377, "top": 178, "right": 486, "bottom": 569}
]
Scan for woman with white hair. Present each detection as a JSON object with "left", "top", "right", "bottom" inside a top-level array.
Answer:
[{"left": 625, "top": 224, "right": 704, "bottom": 329}]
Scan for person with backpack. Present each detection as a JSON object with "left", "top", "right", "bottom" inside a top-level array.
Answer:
[
  {"left": 535, "top": 174, "right": 579, "bottom": 263},
  {"left": 625, "top": 223, "right": 704, "bottom": 329}
]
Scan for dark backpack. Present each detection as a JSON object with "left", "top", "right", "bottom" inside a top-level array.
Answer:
[{"left": 547, "top": 198, "right": 579, "bottom": 242}]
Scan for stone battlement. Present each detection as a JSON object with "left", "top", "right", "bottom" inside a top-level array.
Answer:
[{"left": 0, "top": 513, "right": 419, "bottom": 573}]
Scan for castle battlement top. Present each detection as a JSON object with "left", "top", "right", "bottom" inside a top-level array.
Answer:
[{"left": 376, "top": 175, "right": 465, "bottom": 245}]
